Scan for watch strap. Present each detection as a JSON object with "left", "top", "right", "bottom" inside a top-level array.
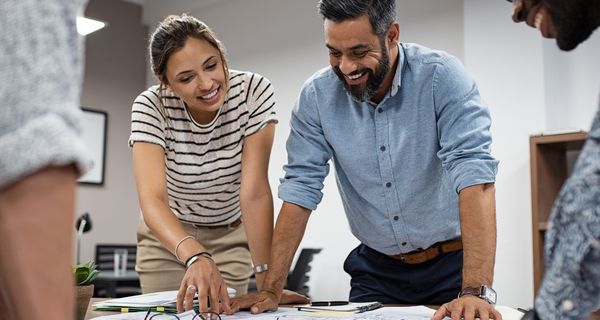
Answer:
[
  {"left": 459, "top": 285, "right": 497, "bottom": 304},
  {"left": 459, "top": 286, "right": 482, "bottom": 297}
]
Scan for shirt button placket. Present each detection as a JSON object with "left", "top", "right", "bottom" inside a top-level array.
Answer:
[{"left": 376, "top": 105, "right": 406, "bottom": 247}]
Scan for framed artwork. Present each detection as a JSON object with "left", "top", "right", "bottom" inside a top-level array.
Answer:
[{"left": 78, "top": 108, "right": 108, "bottom": 185}]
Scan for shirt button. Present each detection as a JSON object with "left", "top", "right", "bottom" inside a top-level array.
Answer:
[
  {"left": 561, "top": 299, "right": 574, "bottom": 311},
  {"left": 380, "top": 145, "right": 386, "bottom": 152},
  {"left": 401, "top": 242, "right": 407, "bottom": 246},
  {"left": 393, "top": 216, "right": 399, "bottom": 221},
  {"left": 386, "top": 182, "right": 392, "bottom": 188},
  {"left": 377, "top": 108, "right": 383, "bottom": 113}
]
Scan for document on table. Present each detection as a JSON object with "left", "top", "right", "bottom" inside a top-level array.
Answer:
[
  {"left": 91, "top": 305, "right": 436, "bottom": 319},
  {"left": 93, "top": 288, "right": 237, "bottom": 312},
  {"left": 90, "top": 305, "right": 523, "bottom": 320}
]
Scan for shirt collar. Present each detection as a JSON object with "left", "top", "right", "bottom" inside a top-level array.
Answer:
[
  {"left": 366, "top": 42, "right": 404, "bottom": 106},
  {"left": 390, "top": 42, "right": 404, "bottom": 97}
]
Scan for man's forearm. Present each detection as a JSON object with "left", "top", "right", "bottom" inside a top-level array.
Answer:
[
  {"left": 459, "top": 183, "right": 497, "bottom": 288},
  {"left": 261, "top": 202, "right": 311, "bottom": 298}
]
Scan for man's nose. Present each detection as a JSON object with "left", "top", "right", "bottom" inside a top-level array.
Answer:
[
  {"left": 339, "top": 56, "right": 357, "bottom": 75},
  {"left": 511, "top": 0, "right": 526, "bottom": 22}
]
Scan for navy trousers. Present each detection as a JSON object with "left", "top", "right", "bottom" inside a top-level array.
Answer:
[{"left": 343, "top": 244, "right": 463, "bottom": 305}]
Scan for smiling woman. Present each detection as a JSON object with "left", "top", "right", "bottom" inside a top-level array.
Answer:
[{"left": 128, "top": 14, "right": 280, "bottom": 314}]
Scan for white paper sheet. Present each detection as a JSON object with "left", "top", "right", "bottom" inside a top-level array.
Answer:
[
  {"left": 91, "top": 305, "right": 522, "bottom": 320},
  {"left": 95, "top": 288, "right": 237, "bottom": 308}
]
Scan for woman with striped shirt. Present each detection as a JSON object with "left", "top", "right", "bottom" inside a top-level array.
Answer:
[{"left": 128, "top": 14, "right": 303, "bottom": 314}]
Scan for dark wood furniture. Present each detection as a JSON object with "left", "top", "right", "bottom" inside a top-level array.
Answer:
[{"left": 529, "top": 131, "right": 587, "bottom": 293}]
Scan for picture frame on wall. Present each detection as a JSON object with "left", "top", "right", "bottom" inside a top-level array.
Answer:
[{"left": 78, "top": 108, "right": 108, "bottom": 185}]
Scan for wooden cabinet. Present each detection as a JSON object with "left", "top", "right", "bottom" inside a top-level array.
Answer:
[{"left": 529, "top": 131, "right": 587, "bottom": 294}]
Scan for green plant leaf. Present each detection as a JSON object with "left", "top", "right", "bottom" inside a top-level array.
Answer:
[{"left": 73, "top": 261, "right": 99, "bottom": 286}]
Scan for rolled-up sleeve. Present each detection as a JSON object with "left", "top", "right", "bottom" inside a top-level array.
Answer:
[
  {"left": 433, "top": 55, "right": 499, "bottom": 193},
  {"left": 278, "top": 83, "right": 333, "bottom": 211}
]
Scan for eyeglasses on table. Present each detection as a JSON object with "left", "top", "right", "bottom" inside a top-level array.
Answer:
[{"left": 144, "top": 309, "right": 222, "bottom": 320}]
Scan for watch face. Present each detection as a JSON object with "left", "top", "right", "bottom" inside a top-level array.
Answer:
[{"left": 482, "top": 286, "right": 497, "bottom": 304}]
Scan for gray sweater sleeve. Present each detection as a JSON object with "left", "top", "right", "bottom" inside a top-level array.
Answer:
[{"left": 0, "top": 0, "right": 90, "bottom": 189}]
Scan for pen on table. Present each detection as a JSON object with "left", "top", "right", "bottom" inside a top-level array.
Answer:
[{"left": 310, "top": 301, "right": 349, "bottom": 306}]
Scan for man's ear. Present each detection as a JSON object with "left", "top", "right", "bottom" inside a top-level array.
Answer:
[{"left": 387, "top": 21, "right": 400, "bottom": 46}]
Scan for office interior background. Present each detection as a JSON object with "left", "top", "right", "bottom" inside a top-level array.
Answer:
[{"left": 76, "top": 0, "right": 600, "bottom": 308}]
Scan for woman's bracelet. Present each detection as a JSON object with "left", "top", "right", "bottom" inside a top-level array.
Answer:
[
  {"left": 185, "top": 251, "right": 213, "bottom": 269},
  {"left": 175, "top": 235, "right": 194, "bottom": 262}
]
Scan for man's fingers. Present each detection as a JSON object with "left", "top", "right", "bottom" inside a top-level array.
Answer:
[
  {"left": 451, "top": 304, "right": 463, "bottom": 320},
  {"left": 230, "top": 293, "right": 261, "bottom": 310},
  {"left": 462, "top": 306, "right": 476, "bottom": 320},
  {"left": 431, "top": 304, "right": 449, "bottom": 320},
  {"left": 492, "top": 308, "right": 503, "bottom": 320},
  {"left": 432, "top": 299, "right": 502, "bottom": 320},
  {"left": 250, "top": 299, "right": 277, "bottom": 314},
  {"left": 479, "top": 312, "right": 490, "bottom": 320},
  {"left": 228, "top": 299, "right": 239, "bottom": 314}
]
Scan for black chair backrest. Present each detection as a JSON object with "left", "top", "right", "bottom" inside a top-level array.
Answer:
[
  {"left": 286, "top": 248, "right": 322, "bottom": 297},
  {"left": 94, "top": 244, "right": 137, "bottom": 271}
]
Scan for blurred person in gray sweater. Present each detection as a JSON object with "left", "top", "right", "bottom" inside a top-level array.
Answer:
[{"left": 0, "top": 0, "right": 90, "bottom": 319}]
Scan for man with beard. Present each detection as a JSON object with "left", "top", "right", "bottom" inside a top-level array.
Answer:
[
  {"left": 234, "top": 1, "right": 500, "bottom": 319},
  {"left": 505, "top": 1, "right": 600, "bottom": 319}
]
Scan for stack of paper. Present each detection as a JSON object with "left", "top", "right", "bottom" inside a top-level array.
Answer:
[{"left": 93, "top": 288, "right": 236, "bottom": 313}]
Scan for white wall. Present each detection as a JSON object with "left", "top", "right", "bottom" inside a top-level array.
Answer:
[
  {"left": 111, "top": 0, "right": 600, "bottom": 308},
  {"left": 77, "top": 0, "right": 147, "bottom": 264},
  {"left": 463, "top": 0, "right": 546, "bottom": 308},
  {"left": 543, "top": 35, "right": 600, "bottom": 131}
]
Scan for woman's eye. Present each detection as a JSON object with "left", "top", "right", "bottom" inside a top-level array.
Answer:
[
  {"left": 206, "top": 64, "right": 217, "bottom": 70},
  {"left": 179, "top": 76, "right": 192, "bottom": 83}
]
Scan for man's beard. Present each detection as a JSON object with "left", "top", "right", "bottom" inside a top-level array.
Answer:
[
  {"left": 549, "top": 1, "right": 594, "bottom": 51},
  {"left": 334, "top": 42, "right": 390, "bottom": 102}
]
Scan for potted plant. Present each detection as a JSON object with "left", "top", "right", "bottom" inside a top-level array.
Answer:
[{"left": 73, "top": 261, "right": 99, "bottom": 320}]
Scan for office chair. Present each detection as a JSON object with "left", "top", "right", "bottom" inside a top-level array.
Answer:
[
  {"left": 247, "top": 248, "right": 322, "bottom": 298},
  {"left": 285, "top": 248, "right": 322, "bottom": 297},
  {"left": 94, "top": 244, "right": 141, "bottom": 298}
]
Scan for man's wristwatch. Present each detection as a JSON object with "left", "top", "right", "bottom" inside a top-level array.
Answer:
[{"left": 458, "top": 285, "right": 497, "bottom": 305}]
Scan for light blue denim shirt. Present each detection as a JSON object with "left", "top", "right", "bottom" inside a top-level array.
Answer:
[{"left": 279, "top": 43, "right": 498, "bottom": 255}]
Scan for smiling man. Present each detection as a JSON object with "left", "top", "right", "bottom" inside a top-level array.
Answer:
[
  {"left": 233, "top": 1, "right": 500, "bottom": 319},
  {"left": 507, "top": 1, "right": 600, "bottom": 319}
]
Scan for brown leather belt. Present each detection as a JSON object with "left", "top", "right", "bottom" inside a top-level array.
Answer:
[
  {"left": 192, "top": 218, "right": 242, "bottom": 230},
  {"left": 388, "top": 237, "right": 463, "bottom": 264}
]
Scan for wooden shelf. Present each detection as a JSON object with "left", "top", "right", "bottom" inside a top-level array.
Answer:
[{"left": 529, "top": 131, "right": 587, "bottom": 295}]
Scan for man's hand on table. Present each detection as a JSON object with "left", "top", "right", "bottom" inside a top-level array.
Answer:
[
  {"left": 432, "top": 296, "right": 503, "bottom": 320},
  {"left": 230, "top": 289, "right": 309, "bottom": 314}
]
